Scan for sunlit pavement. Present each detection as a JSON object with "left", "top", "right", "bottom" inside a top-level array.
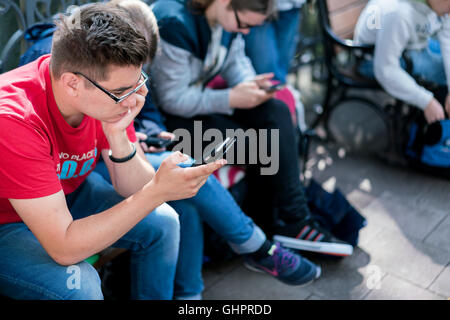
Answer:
[{"left": 203, "top": 140, "right": 450, "bottom": 300}]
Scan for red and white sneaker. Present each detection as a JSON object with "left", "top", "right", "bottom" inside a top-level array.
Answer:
[{"left": 273, "top": 217, "right": 353, "bottom": 257}]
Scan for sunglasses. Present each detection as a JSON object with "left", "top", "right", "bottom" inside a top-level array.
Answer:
[
  {"left": 73, "top": 70, "right": 148, "bottom": 104},
  {"left": 233, "top": 7, "right": 258, "bottom": 29}
]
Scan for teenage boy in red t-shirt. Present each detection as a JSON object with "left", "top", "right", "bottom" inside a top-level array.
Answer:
[{"left": 0, "top": 3, "right": 224, "bottom": 300}]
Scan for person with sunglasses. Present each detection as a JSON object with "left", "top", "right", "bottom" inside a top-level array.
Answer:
[
  {"left": 151, "top": 0, "right": 353, "bottom": 262},
  {"left": 0, "top": 3, "right": 228, "bottom": 300}
]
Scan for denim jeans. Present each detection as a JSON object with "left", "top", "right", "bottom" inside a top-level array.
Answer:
[
  {"left": 95, "top": 154, "right": 266, "bottom": 299},
  {"left": 0, "top": 171, "right": 180, "bottom": 300},
  {"left": 244, "top": 8, "right": 301, "bottom": 82},
  {"left": 358, "top": 38, "right": 447, "bottom": 86}
]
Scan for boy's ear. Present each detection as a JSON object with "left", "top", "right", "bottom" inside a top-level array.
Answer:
[{"left": 60, "top": 72, "right": 81, "bottom": 97}]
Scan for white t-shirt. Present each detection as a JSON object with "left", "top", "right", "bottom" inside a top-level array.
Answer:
[
  {"left": 354, "top": 0, "right": 450, "bottom": 109},
  {"left": 276, "top": 0, "right": 305, "bottom": 11}
]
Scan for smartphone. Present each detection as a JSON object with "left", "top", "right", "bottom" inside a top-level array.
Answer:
[
  {"left": 191, "top": 137, "right": 236, "bottom": 167},
  {"left": 143, "top": 136, "right": 175, "bottom": 149},
  {"left": 264, "top": 83, "right": 286, "bottom": 93}
]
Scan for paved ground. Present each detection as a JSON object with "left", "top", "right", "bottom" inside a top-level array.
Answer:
[
  {"left": 201, "top": 68, "right": 450, "bottom": 299},
  {"left": 202, "top": 141, "right": 450, "bottom": 300}
]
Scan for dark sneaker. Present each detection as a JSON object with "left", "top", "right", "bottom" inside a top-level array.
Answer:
[
  {"left": 273, "top": 217, "right": 354, "bottom": 257},
  {"left": 244, "top": 242, "right": 321, "bottom": 286}
]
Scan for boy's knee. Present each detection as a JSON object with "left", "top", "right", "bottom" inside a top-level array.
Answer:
[
  {"left": 155, "top": 203, "right": 180, "bottom": 235},
  {"left": 141, "top": 203, "right": 180, "bottom": 248},
  {"left": 64, "top": 262, "right": 103, "bottom": 300}
]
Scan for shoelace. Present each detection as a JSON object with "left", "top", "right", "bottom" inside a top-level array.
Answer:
[{"left": 271, "top": 244, "right": 298, "bottom": 273}]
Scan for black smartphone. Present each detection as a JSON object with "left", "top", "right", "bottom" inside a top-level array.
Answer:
[
  {"left": 264, "top": 83, "right": 286, "bottom": 93},
  {"left": 143, "top": 136, "right": 175, "bottom": 149},
  {"left": 191, "top": 137, "right": 236, "bottom": 167}
]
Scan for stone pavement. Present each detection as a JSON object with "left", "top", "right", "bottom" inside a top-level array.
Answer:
[{"left": 201, "top": 141, "right": 450, "bottom": 300}]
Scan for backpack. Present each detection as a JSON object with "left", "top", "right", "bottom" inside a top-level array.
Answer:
[
  {"left": 405, "top": 118, "right": 450, "bottom": 178},
  {"left": 305, "top": 179, "right": 367, "bottom": 247}
]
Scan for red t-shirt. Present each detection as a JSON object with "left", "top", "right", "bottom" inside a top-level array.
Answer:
[{"left": 0, "top": 55, "right": 136, "bottom": 224}]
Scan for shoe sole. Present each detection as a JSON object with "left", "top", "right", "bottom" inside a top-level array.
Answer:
[
  {"left": 273, "top": 235, "right": 353, "bottom": 257},
  {"left": 243, "top": 262, "right": 321, "bottom": 287}
]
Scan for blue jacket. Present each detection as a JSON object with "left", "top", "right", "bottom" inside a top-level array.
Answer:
[{"left": 19, "top": 23, "right": 167, "bottom": 137}]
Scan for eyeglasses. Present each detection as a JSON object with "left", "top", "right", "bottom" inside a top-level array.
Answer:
[
  {"left": 73, "top": 70, "right": 149, "bottom": 104},
  {"left": 233, "top": 7, "right": 258, "bottom": 29}
]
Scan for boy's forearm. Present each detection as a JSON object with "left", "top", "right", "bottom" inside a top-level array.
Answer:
[
  {"left": 104, "top": 130, "right": 155, "bottom": 196},
  {"left": 108, "top": 146, "right": 156, "bottom": 197}
]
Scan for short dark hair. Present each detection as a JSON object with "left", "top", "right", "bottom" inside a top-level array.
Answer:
[
  {"left": 108, "top": 0, "right": 160, "bottom": 62},
  {"left": 51, "top": 3, "right": 150, "bottom": 81}
]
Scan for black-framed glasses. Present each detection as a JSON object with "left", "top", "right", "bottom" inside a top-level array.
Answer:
[
  {"left": 233, "top": 7, "right": 258, "bottom": 29},
  {"left": 73, "top": 70, "right": 149, "bottom": 104}
]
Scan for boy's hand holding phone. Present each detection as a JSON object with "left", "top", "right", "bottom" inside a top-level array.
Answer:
[
  {"left": 191, "top": 137, "right": 236, "bottom": 167},
  {"left": 151, "top": 151, "right": 226, "bottom": 201}
]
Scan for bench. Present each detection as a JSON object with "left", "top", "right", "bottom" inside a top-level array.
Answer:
[{"left": 309, "top": 0, "right": 406, "bottom": 157}]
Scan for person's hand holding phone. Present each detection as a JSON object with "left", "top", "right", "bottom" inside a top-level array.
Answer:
[
  {"left": 229, "top": 80, "right": 275, "bottom": 109},
  {"left": 149, "top": 151, "right": 226, "bottom": 201},
  {"left": 253, "top": 73, "right": 274, "bottom": 90},
  {"left": 263, "top": 83, "right": 286, "bottom": 93},
  {"left": 137, "top": 131, "right": 176, "bottom": 153}
]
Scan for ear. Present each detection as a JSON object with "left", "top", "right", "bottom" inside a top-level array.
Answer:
[{"left": 59, "top": 72, "right": 81, "bottom": 97}]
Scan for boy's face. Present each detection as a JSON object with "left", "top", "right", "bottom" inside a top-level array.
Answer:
[
  {"left": 428, "top": 0, "right": 450, "bottom": 16},
  {"left": 77, "top": 64, "right": 147, "bottom": 123}
]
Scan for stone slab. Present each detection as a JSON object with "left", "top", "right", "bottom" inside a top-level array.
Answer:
[
  {"left": 203, "top": 263, "right": 312, "bottom": 300},
  {"left": 361, "top": 228, "right": 450, "bottom": 289},
  {"left": 364, "top": 274, "right": 444, "bottom": 300},
  {"left": 361, "top": 191, "right": 447, "bottom": 241},
  {"left": 428, "top": 265, "right": 450, "bottom": 298}
]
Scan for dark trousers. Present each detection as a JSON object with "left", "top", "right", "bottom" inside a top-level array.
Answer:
[{"left": 165, "top": 98, "right": 311, "bottom": 233}]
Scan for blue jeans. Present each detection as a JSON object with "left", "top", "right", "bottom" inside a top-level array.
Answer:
[
  {"left": 358, "top": 38, "right": 447, "bottom": 86},
  {"left": 95, "top": 153, "right": 266, "bottom": 299},
  {"left": 0, "top": 171, "right": 180, "bottom": 300},
  {"left": 244, "top": 8, "right": 302, "bottom": 82}
]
